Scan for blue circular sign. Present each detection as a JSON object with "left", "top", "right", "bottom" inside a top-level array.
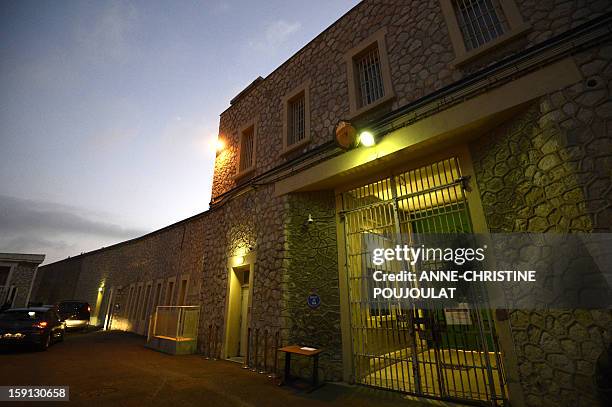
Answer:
[{"left": 307, "top": 293, "right": 321, "bottom": 309}]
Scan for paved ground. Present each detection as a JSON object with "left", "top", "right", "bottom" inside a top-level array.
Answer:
[{"left": 0, "top": 331, "right": 462, "bottom": 407}]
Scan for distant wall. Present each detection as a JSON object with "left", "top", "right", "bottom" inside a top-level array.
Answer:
[
  {"left": 33, "top": 257, "right": 82, "bottom": 304},
  {"left": 32, "top": 213, "right": 208, "bottom": 332}
]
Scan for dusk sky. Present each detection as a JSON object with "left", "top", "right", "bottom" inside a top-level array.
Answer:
[{"left": 0, "top": 0, "right": 360, "bottom": 264}]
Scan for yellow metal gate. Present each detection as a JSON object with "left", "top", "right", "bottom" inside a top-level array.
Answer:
[{"left": 340, "top": 157, "right": 507, "bottom": 406}]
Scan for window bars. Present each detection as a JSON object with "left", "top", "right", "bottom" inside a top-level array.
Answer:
[
  {"left": 288, "top": 93, "right": 305, "bottom": 146},
  {"left": 453, "top": 0, "right": 508, "bottom": 51},
  {"left": 239, "top": 126, "right": 255, "bottom": 172},
  {"left": 356, "top": 45, "right": 385, "bottom": 108}
]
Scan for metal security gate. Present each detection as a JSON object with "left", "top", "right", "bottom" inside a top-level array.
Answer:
[{"left": 340, "top": 157, "right": 507, "bottom": 406}]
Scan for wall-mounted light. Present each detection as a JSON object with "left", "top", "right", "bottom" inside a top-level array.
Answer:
[
  {"left": 216, "top": 138, "right": 226, "bottom": 155},
  {"left": 235, "top": 256, "right": 245, "bottom": 266},
  {"left": 358, "top": 131, "right": 376, "bottom": 147}
]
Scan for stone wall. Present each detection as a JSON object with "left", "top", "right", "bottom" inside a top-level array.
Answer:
[
  {"left": 34, "top": 257, "right": 82, "bottom": 304},
  {"left": 26, "top": 1, "right": 612, "bottom": 402},
  {"left": 197, "top": 186, "right": 342, "bottom": 381},
  {"left": 208, "top": 0, "right": 612, "bottom": 395},
  {"left": 198, "top": 191, "right": 257, "bottom": 353},
  {"left": 198, "top": 184, "right": 287, "bottom": 361},
  {"left": 7, "top": 263, "right": 38, "bottom": 307},
  {"left": 469, "top": 44, "right": 612, "bottom": 407},
  {"left": 33, "top": 213, "right": 208, "bottom": 331},
  {"left": 282, "top": 191, "right": 342, "bottom": 380},
  {"left": 212, "top": 0, "right": 612, "bottom": 199}
]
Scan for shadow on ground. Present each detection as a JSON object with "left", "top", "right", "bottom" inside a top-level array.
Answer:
[{"left": 0, "top": 331, "right": 465, "bottom": 407}]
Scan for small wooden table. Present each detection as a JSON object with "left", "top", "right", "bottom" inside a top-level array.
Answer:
[{"left": 278, "top": 345, "right": 324, "bottom": 391}]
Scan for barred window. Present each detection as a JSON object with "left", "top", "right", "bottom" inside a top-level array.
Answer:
[
  {"left": 453, "top": 0, "right": 508, "bottom": 51},
  {"left": 288, "top": 93, "right": 305, "bottom": 147},
  {"left": 239, "top": 126, "right": 255, "bottom": 172},
  {"left": 355, "top": 45, "right": 385, "bottom": 108}
]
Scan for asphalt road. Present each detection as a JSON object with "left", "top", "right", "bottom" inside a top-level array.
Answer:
[{"left": 0, "top": 330, "right": 458, "bottom": 407}]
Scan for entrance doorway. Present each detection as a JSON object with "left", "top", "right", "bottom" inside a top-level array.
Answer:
[
  {"left": 239, "top": 281, "right": 250, "bottom": 356},
  {"left": 225, "top": 265, "right": 250, "bottom": 361},
  {"left": 339, "top": 157, "right": 507, "bottom": 405}
]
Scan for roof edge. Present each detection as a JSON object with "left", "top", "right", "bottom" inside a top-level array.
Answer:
[
  {"left": 0, "top": 253, "right": 46, "bottom": 264},
  {"left": 39, "top": 209, "right": 211, "bottom": 268}
]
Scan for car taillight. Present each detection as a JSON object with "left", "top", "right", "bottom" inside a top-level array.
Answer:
[{"left": 33, "top": 321, "right": 48, "bottom": 329}]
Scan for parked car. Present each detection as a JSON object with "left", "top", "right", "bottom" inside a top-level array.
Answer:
[
  {"left": 56, "top": 300, "right": 90, "bottom": 330},
  {"left": 0, "top": 307, "right": 65, "bottom": 350}
]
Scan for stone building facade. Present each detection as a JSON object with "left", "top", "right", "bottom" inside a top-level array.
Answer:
[
  {"left": 33, "top": 1, "right": 612, "bottom": 406},
  {"left": 0, "top": 253, "right": 45, "bottom": 308},
  {"left": 469, "top": 44, "right": 612, "bottom": 406}
]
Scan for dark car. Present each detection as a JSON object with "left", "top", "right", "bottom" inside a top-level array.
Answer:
[
  {"left": 0, "top": 307, "right": 65, "bottom": 350},
  {"left": 56, "top": 301, "right": 90, "bottom": 330}
]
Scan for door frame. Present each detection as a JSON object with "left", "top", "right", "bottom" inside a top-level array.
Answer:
[
  {"left": 334, "top": 144, "right": 522, "bottom": 405},
  {"left": 222, "top": 250, "right": 255, "bottom": 359}
]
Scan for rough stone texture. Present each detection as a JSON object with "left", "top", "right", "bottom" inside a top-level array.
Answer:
[
  {"left": 198, "top": 185, "right": 287, "bottom": 358},
  {"left": 209, "top": 1, "right": 612, "bottom": 398},
  {"left": 34, "top": 257, "right": 83, "bottom": 304},
  {"left": 470, "top": 45, "right": 612, "bottom": 407},
  {"left": 196, "top": 187, "right": 343, "bottom": 380},
  {"left": 33, "top": 214, "right": 208, "bottom": 332},
  {"left": 212, "top": 0, "right": 612, "bottom": 199},
  {"left": 2, "top": 262, "right": 39, "bottom": 307},
  {"left": 282, "top": 191, "right": 342, "bottom": 380},
  {"left": 27, "top": 1, "right": 612, "bottom": 403}
]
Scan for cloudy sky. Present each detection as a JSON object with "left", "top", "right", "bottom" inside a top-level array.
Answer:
[{"left": 0, "top": 0, "right": 359, "bottom": 264}]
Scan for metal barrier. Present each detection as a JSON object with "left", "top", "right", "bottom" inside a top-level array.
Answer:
[
  {"left": 239, "top": 327, "right": 281, "bottom": 381},
  {"left": 150, "top": 306, "right": 200, "bottom": 341},
  {"left": 146, "top": 306, "right": 200, "bottom": 355},
  {"left": 340, "top": 157, "right": 508, "bottom": 405},
  {"left": 200, "top": 323, "right": 281, "bottom": 381}
]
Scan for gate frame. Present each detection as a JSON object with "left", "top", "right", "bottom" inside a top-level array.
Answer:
[{"left": 334, "top": 144, "right": 525, "bottom": 406}]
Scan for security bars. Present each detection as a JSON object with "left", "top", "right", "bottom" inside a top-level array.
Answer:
[
  {"left": 356, "top": 45, "right": 385, "bottom": 108},
  {"left": 453, "top": 0, "right": 507, "bottom": 51},
  {"left": 239, "top": 126, "right": 255, "bottom": 173},
  {"left": 288, "top": 93, "right": 306, "bottom": 147},
  {"left": 340, "top": 157, "right": 507, "bottom": 405}
]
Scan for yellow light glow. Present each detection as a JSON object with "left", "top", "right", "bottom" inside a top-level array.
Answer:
[
  {"left": 359, "top": 131, "right": 376, "bottom": 147},
  {"left": 235, "top": 256, "right": 245, "bottom": 266},
  {"left": 216, "top": 138, "right": 225, "bottom": 153}
]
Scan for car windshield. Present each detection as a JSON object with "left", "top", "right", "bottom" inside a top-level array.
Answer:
[{"left": 0, "top": 311, "right": 43, "bottom": 321}]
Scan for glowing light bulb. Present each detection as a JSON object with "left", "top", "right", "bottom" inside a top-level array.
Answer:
[
  {"left": 216, "top": 138, "right": 225, "bottom": 153},
  {"left": 359, "top": 131, "right": 376, "bottom": 147}
]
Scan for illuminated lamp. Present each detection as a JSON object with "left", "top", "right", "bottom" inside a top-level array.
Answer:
[
  {"left": 359, "top": 131, "right": 376, "bottom": 147},
  {"left": 216, "top": 138, "right": 225, "bottom": 155}
]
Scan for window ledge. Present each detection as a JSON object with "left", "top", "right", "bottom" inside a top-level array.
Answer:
[
  {"left": 348, "top": 92, "right": 396, "bottom": 121},
  {"left": 233, "top": 167, "right": 255, "bottom": 181},
  {"left": 281, "top": 137, "right": 311, "bottom": 156},
  {"left": 450, "top": 23, "right": 531, "bottom": 68}
]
